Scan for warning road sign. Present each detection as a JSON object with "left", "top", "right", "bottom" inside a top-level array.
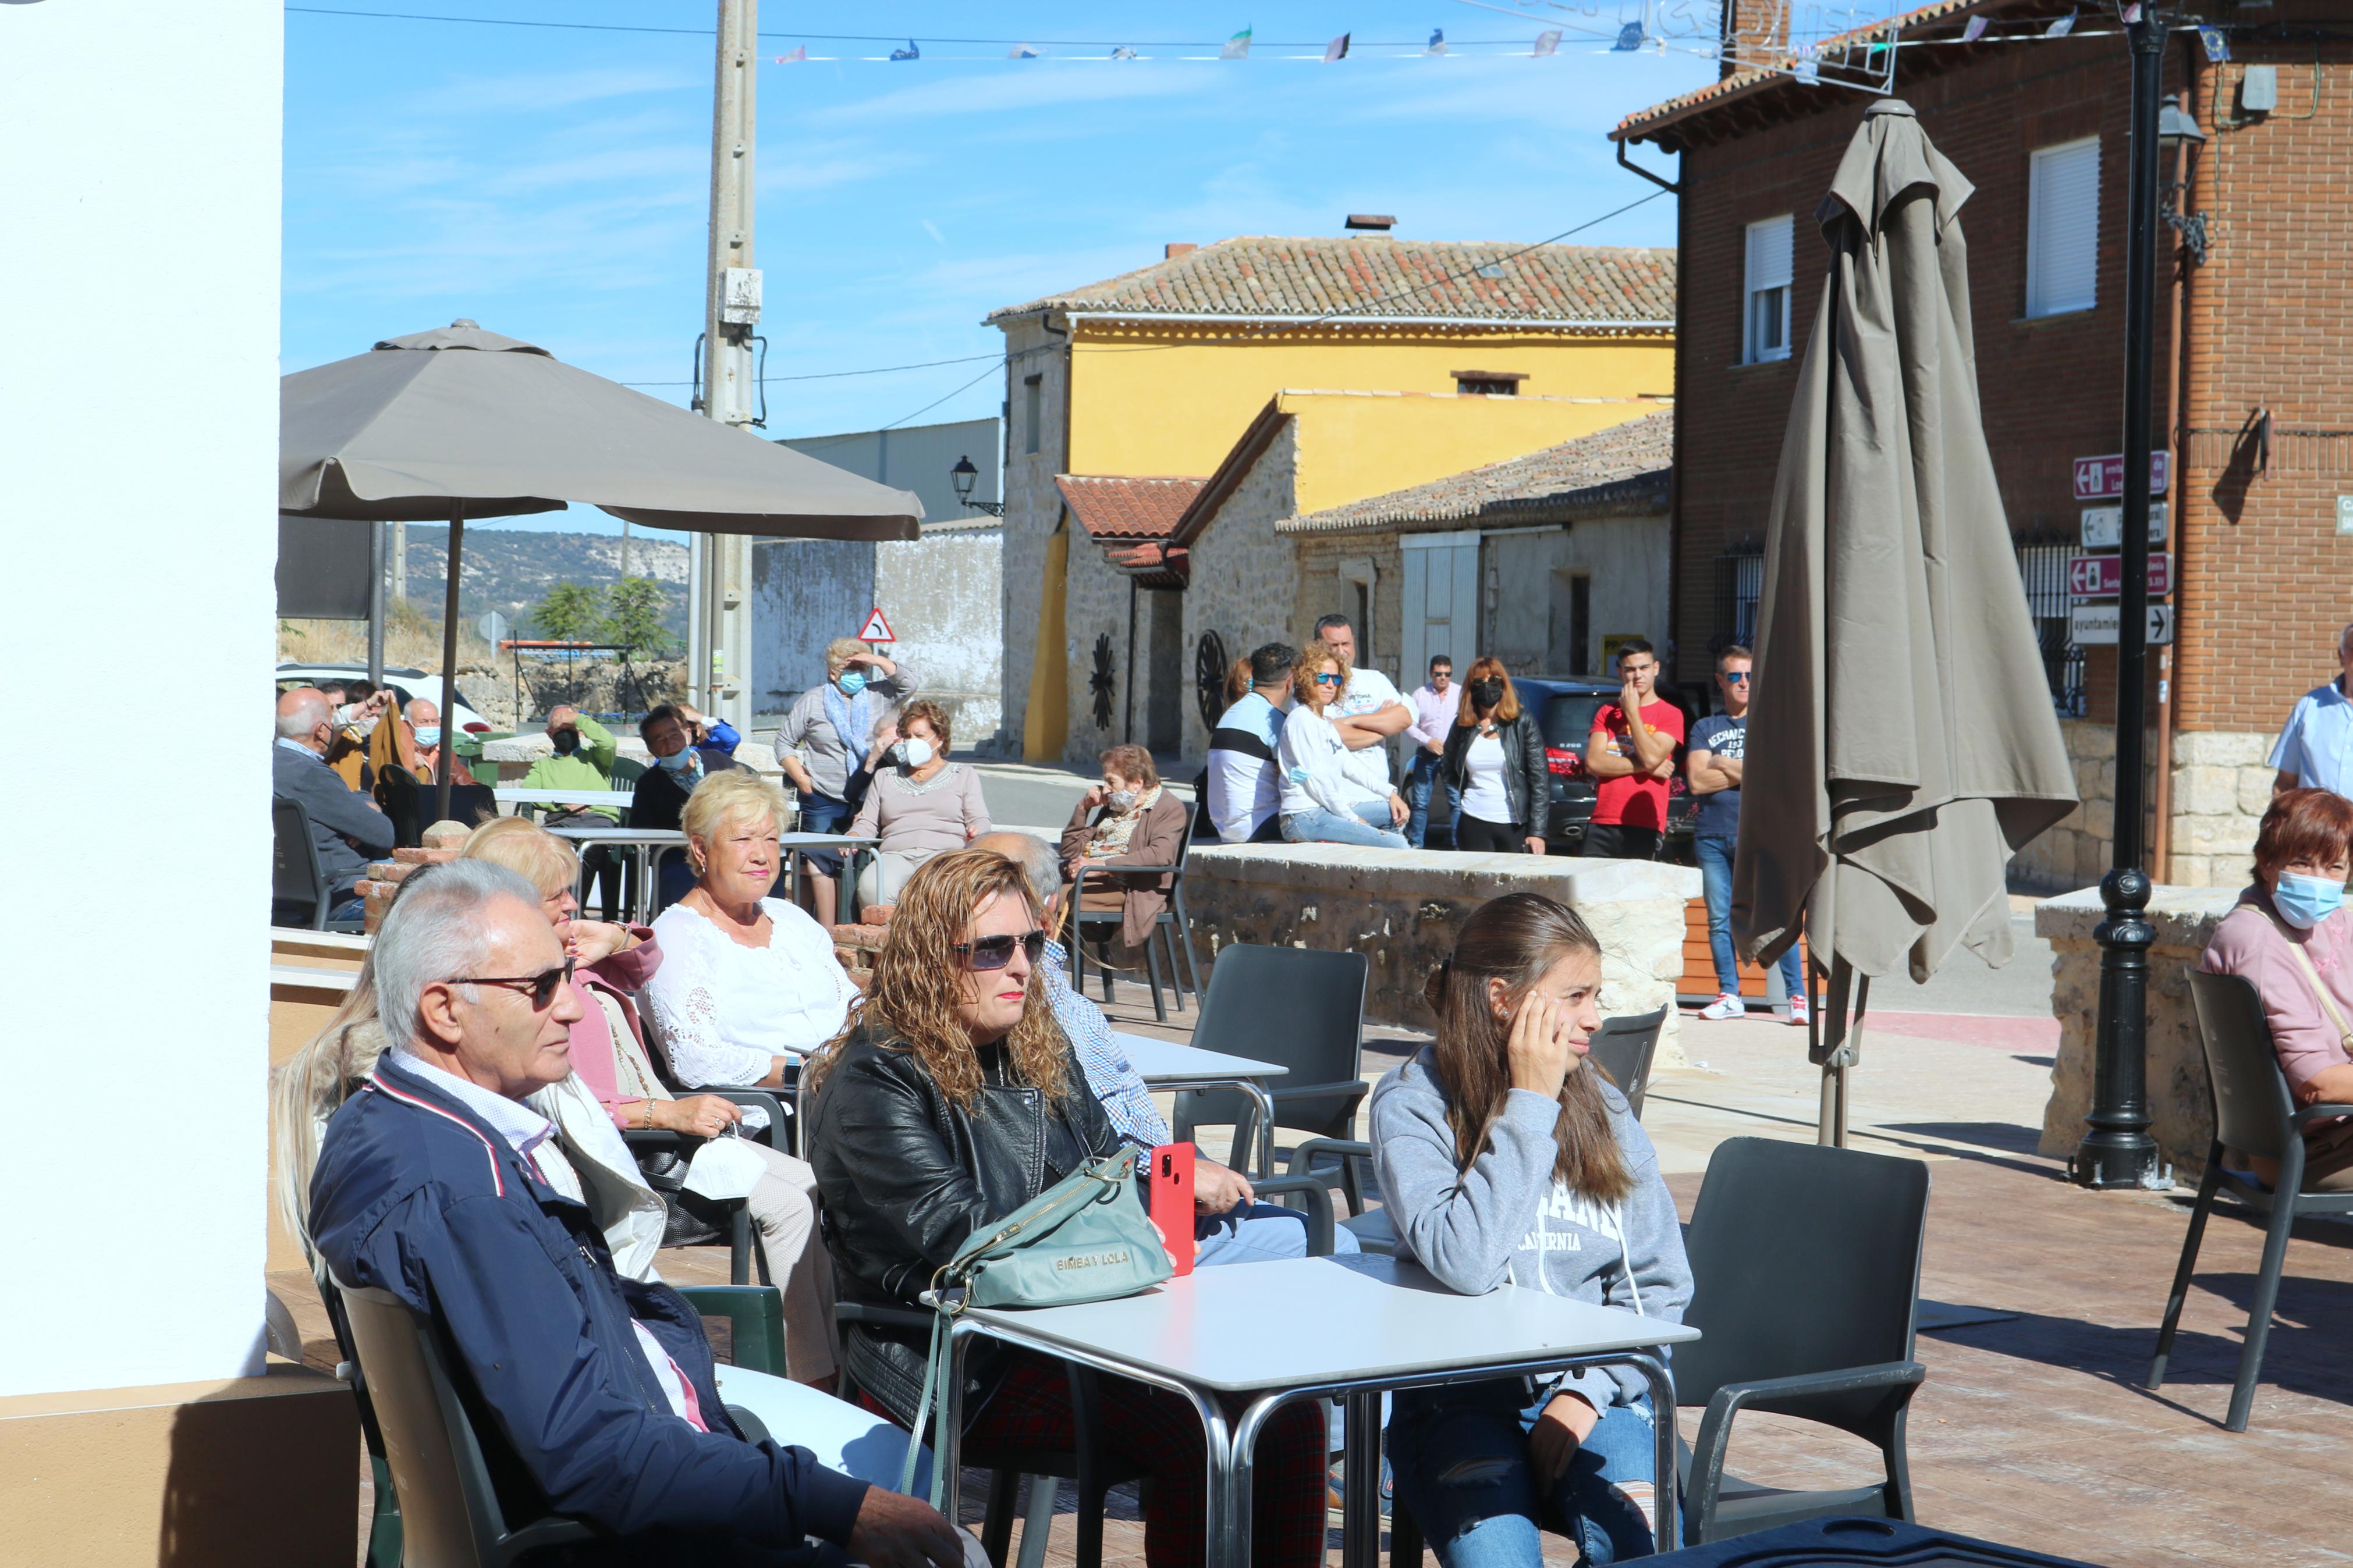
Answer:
[{"left": 858, "top": 608, "right": 895, "bottom": 643}]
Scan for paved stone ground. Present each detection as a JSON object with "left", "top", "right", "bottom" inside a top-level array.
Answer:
[{"left": 272, "top": 963, "right": 2353, "bottom": 1566}]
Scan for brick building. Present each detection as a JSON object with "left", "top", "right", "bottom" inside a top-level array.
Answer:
[{"left": 1613, "top": 0, "right": 2353, "bottom": 888}]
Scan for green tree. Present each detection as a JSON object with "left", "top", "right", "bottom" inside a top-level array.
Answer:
[
  {"left": 601, "top": 575, "right": 676, "bottom": 657},
  {"left": 531, "top": 581, "right": 604, "bottom": 643}
]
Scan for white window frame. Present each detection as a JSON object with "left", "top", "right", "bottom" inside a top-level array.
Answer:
[
  {"left": 1742, "top": 215, "right": 1794, "bottom": 364},
  {"left": 2027, "top": 136, "right": 2100, "bottom": 319}
]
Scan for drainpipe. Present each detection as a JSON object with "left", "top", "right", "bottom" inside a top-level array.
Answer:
[{"left": 2150, "top": 35, "right": 2199, "bottom": 885}]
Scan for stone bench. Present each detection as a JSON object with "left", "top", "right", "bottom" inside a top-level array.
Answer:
[
  {"left": 1180, "top": 844, "right": 1703, "bottom": 1059},
  {"left": 2036, "top": 883, "right": 2241, "bottom": 1178}
]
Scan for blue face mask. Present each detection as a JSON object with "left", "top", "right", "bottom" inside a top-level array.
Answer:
[
  {"left": 2273, "top": 872, "right": 2346, "bottom": 930},
  {"left": 657, "top": 746, "right": 697, "bottom": 774},
  {"left": 413, "top": 726, "right": 442, "bottom": 749},
  {"left": 836, "top": 671, "right": 868, "bottom": 697}
]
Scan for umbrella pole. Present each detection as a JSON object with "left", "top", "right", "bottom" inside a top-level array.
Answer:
[
  {"left": 436, "top": 505, "right": 463, "bottom": 827},
  {"left": 1815, "top": 961, "right": 1866, "bottom": 1149}
]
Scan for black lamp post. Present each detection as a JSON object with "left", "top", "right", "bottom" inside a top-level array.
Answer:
[
  {"left": 2077, "top": 9, "right": 2195, "bottom": 1190},
  {"left": 950, "top": 454, "right": 1004, "bottom": 517}
]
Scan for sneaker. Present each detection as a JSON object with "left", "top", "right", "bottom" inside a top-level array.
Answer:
[
  {"left": 1698, "top": 993, "right": 1744, "bottom": 1021},
  {"left": 1787, "top": 996, "right": 1811, "bottom": 1027}
]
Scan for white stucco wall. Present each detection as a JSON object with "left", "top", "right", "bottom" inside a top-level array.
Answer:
[
  {"left": 1481, "top": 511, "right": 1671, "bottom": 678},
  {"left": 0, "top": 0, "right": 282, "bottom": 1396}
]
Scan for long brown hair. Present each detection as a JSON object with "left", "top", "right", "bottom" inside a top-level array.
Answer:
[
  {"left": 1454, "top": 656, "right": 1523, "bottom": 725},
  {"left": 807, "top": 848, "right": 1070, "bottom": 1109},
  {"left": 1425, "top": 893, "right": 1631, "bottom": 1202}
]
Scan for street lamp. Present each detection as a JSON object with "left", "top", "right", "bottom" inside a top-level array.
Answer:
[
  {"left": 950, "top": 454, "right": 1004, "bottom": 517},
  {"left": 2159, "top": 94, "right": 2210, "bottom": 266},
  {"left": 2075, "top": 8, "right": 2173, "bottom": 1192}
]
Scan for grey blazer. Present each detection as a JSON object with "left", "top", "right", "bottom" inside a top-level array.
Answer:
[{"left": 273, "top": 742, "right": 396, "bottom": 892}]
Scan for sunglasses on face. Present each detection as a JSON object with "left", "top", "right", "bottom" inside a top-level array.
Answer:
[
  {"left": 956, "top": 930, "right": 1047, "bottom": 972},
  {"left": 1723, "top": 671, "right": 1752, "bottom": 684},
  {"left": 1312, "top": 673, "right": 1343, "bottom": 687},
  {"left": 460, "top": 958, "right": 575, "bottom": 1011}
]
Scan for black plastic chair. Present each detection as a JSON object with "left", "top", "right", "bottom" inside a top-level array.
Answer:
[
  {"left": 1070, "top": 855, "right": 1205, "bottom": 1024},
  {"left": 836, "top": 1303, "right": 1144, "bottom": 1568},
  {"left": 2149, "top": 969, "right": 2353, "bottom": 1431},
  {"left": 1589, "top": 1004, "right": 1668, "bottom": 1119},
  {"left": 1674, "top": 1136, "right": 1929, "bottom": 1542},
  {"left": 1169, "top": 944, "right": 1370, "bottom": 1178},
  {"left": 272, "top": 796, "right": 367, "bottom": 933}
]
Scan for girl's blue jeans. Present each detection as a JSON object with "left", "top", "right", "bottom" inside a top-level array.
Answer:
[
  {"left": 1280, "top": 800, "right": 1407, "bottom": 849},
  {"left": 1387, "top": 1381, "right": 1669, "bottom": 1567}
]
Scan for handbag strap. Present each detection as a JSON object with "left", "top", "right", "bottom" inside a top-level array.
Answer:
[
  {"left": 897, "top": 1295, "right": 959, "bottom": 1505},
  {"left": 2240, "top": 900, "right": 2353, "bottom": 1051}
]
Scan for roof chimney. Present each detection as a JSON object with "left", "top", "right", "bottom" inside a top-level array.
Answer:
[
  {"left": 1164, "top": 243, "right": 1198, "bottom": 259},
  {"left": 1344, "top": 214, "right": 1396, "bottom": 232}
]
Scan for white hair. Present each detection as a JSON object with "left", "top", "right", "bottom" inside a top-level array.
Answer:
[
  {"left": 372, "top": 859, "right": 542, "bottom": 1047},
  {"left": 276, "top": 687, "right": 328, "bottom": 740},
  {"left": 984, "top": 831, "right": 1062, "bottom": 912}
]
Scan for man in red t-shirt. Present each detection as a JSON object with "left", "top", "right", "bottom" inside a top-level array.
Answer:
[{"left": 1581, "top": 638, "right": 1685, "bottom": 859}]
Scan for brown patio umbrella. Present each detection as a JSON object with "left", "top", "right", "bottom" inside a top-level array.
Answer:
[
  {"left": 280, "top": 321, "right": 924, "bottom": 822},
  {"left": 1731, "top": 101, "right": 2077, "bottom": 1144}
]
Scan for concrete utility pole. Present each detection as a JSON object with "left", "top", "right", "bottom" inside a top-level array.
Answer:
[
  {"left": 692, "top": 0, "right": 760, "bottom": 731},
  {"left": 391, "top": 520, "right": 408, "bottom": 605}
]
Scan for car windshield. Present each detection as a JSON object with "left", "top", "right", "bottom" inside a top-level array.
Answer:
[{"left": 1541, "top": 694, "right": 1604, "bottom": 749}]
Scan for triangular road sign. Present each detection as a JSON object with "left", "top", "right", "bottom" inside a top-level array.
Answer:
[{"left": 858, "top": 607, "right": 895, "bottom": 643}]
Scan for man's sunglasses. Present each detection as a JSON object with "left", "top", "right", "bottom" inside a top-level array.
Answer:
[
  {"left": 1723, "top": 671, "right": 1752, "bottom": 683},
  {"left": 459, "top": 958, "right": 575, "bottom": 1010},
  {"left": 954, "top": 931, "right": 1047, "bottom": 972}
]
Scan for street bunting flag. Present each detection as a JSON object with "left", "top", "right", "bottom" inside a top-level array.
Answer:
[
  {"left": 1111, "top": 44, "right": 1138, "bottom": 59},
  {"left": 1613, "top": 20, "right": 1646, "bottom": 51},
  {"left": 889, "top": 39, "right": 919, "bottom": 59},
  {"left": 1220, "top": 26, "right": 1251, "bottom": 58},
  {"left": 1427, "top": 28, "right": 1447, "bottom": 54},
  {"left": 2044, "top": 11, "right": 2077, "bottom": 36},
  {"left": 2199, "top": 25, "right": 2230, "bottom": 61},
  {"left": 1325, "top": 33, "right": 1350, "bottom": 60},
  {"left": 1960, "top": 16, "right": 1987, "bottom": 42},
  {"left": 773, "top": 44, "right": 805, "bottom": 61},
  {"left": 1534, "top": 29, "right": 1561, "bottom": 55},
  {"left": 1009, "top": 42, "right": 1039, "bottom": 58}
]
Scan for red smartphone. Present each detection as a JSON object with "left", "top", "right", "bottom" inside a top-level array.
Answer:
[{"left": 1148, "top": 1142, "right": 1195, "bottom": 1277}]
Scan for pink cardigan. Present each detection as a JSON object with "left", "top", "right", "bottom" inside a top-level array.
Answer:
[
  {"left": 564, "top": 926, "right": 665, "bottom": 1130},
  {"left": 2201, "top": 887, "right": 2353, "bottom": 1098}
]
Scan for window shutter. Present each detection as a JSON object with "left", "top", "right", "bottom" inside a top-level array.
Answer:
[
  {"left": 1743, "top": 215, "right": 1794, "bottom": 363},
  {"left": 1745, "top": 216, "right": 1793, "bottom": 294},
  {"left": 2028, "top": 138, "right": 2100, "bottom": 318}
]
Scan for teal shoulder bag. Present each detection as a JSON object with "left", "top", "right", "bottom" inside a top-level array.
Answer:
[{"left": 897, "top": 1146, "right": 1172, "bottom": 1503}]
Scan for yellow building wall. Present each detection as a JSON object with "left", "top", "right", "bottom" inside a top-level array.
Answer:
[
  {"left": 1280, "top": 391, "right": 1667, "bottom": 517},
  {"left": 1065, "top": 328, "right": 1673, "bottom": 479}
]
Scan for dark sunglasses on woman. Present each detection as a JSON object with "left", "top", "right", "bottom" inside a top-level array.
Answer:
[{"left": 955, "top": 930, "right": 1047, "bottom": 971}]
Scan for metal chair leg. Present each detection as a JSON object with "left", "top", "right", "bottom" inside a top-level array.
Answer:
[
  {"left": 1159, "top": 922, "right": 1187, "bottom": 1012},
  {"left": 2149, "top": 1144, "right": 2225, "bottom": 1389},
  {"left": 1015, "top": 1475, "right": 1056, "bottom": 1568},
  {"left": 1391, "top": 1496, "right": 1425, "bottom": 1567},
  {"left": 1143, "top": 933, "right": 1168, "bottom": 1023},
  {"left": 729, "top": 1205, "right": 753, "bottom": 1286},
  {"left": 2228, "top": 1182, "right": 2301, "bottom": 1431},
  {"left": 982, "top": 1469, "right": 1021, "bottom": 1567},
  {"left": 1173, "top": 888, "right": 1206, "bottom": 1005}
]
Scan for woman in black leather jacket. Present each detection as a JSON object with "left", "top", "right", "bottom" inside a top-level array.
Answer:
[
  {"left": 1440, "top": 657, "right": 1552, "bottom": 855},
  {"left": 803, "top": 848, "right": 1328, "bottom": 1568}
]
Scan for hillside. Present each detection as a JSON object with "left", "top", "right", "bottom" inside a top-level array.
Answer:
[{"left": 392, "top": 526, "right": 689, "bottom": 639}]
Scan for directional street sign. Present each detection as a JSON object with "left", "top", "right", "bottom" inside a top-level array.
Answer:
[
  {"left": 2080, "top": 502, "right": 2167, "bottom": 550},
  {"left": 2070, "top": 603, "right": 2174, "bottom": 646},
  {"left": 858, "top": 607, "right": 896, "bottom": 643},
  {"left": 2072, "top": 452, "right": 2170, "bottom": 501},
  {"left": 2067, "top": 553, "right": 2171, "bottom": 598}
]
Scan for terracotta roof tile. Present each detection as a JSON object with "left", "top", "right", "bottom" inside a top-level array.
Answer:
[
  {"left": 988, "top": 237, "right": 1676, "bottom": 326},
  {"left": 1055, "top": 475, "right": 1208, "bottom": 540},
  {"left": 1283, "top": 410, "right": 1674, "bottom": 535}
]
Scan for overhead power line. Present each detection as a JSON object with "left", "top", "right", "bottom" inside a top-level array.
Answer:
[{"left": 620, "top": 351, "right": 1001, "bottom": 389}]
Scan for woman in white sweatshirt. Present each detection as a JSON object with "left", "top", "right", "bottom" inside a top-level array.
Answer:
[
  {"left": 1277, "top": 640, "right": 1408, "bottom": 848},
  {"left": 1371, "top": 893, "right": 1692, "bottom": 1566}
]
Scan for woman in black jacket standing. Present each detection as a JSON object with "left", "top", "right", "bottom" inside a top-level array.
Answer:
[
  {"left": 1442, "top": 657, "right": 1551, "bottom": 855},
  {"left": 803, "top": 848, "right": 1329, "bottom": 1568}
]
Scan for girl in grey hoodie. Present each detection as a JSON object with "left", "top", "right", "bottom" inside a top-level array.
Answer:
[{"left": 1371, "top": 892, "right": 1692, "bottom": 1567}]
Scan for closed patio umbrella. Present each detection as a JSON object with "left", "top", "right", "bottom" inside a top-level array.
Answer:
[
  {"left": 281, "top": 320, "right": 924, "bottom": 822},
  {"left": 1731, "top": 101, "right": 2077, "bottom": 1143}
]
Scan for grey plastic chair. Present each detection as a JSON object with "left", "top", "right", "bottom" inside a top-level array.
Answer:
[
  {"left": 272, "top": 796, "right": 365, "bottom": 933},
  {"left": 1169, "top": 944, "right": 1369, "bottom": 1177},
  {"left": 1673, "top": 1136, "right": 1929, "bottom": 1542},
  {"left": 1070, "top": 854, "right": 1205, "bottom": 1024},
  {"left": 1588, "top": 1004, "right": 1668, "bottom": 1118},
  {"left": 2150, "top": 969, "right": 2353, "bottom": 1431}
]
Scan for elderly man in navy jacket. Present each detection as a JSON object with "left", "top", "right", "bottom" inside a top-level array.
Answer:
[{"left": 308, "top": 859, "right": 964, "bottom": 1567}]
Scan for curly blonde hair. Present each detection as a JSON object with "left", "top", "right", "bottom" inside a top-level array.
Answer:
[
  {"left": 1293, "top": 639, "right": 1347, "bottom": 707},
  {"left": 807, "top": 847, "right": 1069, "bottom": 1110}
]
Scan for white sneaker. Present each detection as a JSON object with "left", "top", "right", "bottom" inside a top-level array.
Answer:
[
  {"left": 1698, "top": 993, "right": 1743, "bottom": 1021},
  {"left": 1787, "top": 996, "right": 1811, "bottom": 1027}
]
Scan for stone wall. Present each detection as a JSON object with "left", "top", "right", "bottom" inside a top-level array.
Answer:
[
  {"left": 2010, "top": 721, "right": 2272, "bottom": 894},
  {"left": 1183, "top": 844, "right": 1702, "bottom": 1061},
  {"left": 2036, "top": 883, "right": 2239, "bottom": 1178},
  {"left": 1180, "top": 421, "right": 1304, "bottom": 759}
]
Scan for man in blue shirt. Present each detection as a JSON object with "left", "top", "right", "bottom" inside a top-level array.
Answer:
[
  {"left": 1686, "top": 647, "right": 1807, "bottom": 1026},
  {"left": 2270, "top": 624, "right": 2353, "bottom": 798},
  {"left": 973, "top": 831, "right": 1357, "bottom": 1265}
]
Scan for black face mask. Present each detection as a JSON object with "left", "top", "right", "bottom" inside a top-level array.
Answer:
[
  {"left": 1470, "top": 680, "right": 1505, "bottom": 708},
  {"left": 552, "top": 730, "right": 581, "bottom": 755}
]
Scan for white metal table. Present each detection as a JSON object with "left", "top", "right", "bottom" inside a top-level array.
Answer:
[
  {"left": 493, "top": 786, "right": 635, "bottom": 813},
  {"left": 546, "top": 824, "right": 686, "bottom": 923},
  {"left": 1113, "top": 1031, "right": 1287, "bottom": 1178},
  {"left": 939, "top": 1253, "right": 1696, "bottom": 1568},
  {"left": 778, "top": 830, "right": 878, "bottom": 918}
]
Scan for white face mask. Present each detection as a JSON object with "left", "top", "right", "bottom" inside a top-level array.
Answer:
[{"left": 894, "top": 736, "right": 935, "bottom": 768}]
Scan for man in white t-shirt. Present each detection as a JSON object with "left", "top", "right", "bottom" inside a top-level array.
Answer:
[
  {"left": 1206, "top": 642, "right": 1296, "bottom": 842},
  {"left": 1314, "top": 614, "right": 1413, "bottom": 805}
]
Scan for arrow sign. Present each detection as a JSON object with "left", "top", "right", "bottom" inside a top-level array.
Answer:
[
  {"left": 858, "top": 607, "right": 895, "bottom": 643},
  {"left": 2081, "top": 502, "right": 2167, "bottom": 550},
  {"left": 2067, "top": 552, "right": 2171, "bottom": 598},
  {"left": 2070, "top": 603, "right": 2173, "bottom": 646},
  {"left": 2072, "top": 451, "right": 2170, "bottom": 500}
]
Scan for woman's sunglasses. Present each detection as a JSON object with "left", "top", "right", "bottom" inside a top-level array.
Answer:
[
  {"left": 956, "top": 930, "right": 1048, "bottom": 972},
  {"left": 1312, "top": 673, "right": 1343, "bottom": 687},
  {"left": 460, "top": 957, "right": 576, "bottom": 1011}
]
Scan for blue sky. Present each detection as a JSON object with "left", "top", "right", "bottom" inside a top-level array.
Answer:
[{"left": 284, "top": 2, "right": 1731, "bottom": 534}]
